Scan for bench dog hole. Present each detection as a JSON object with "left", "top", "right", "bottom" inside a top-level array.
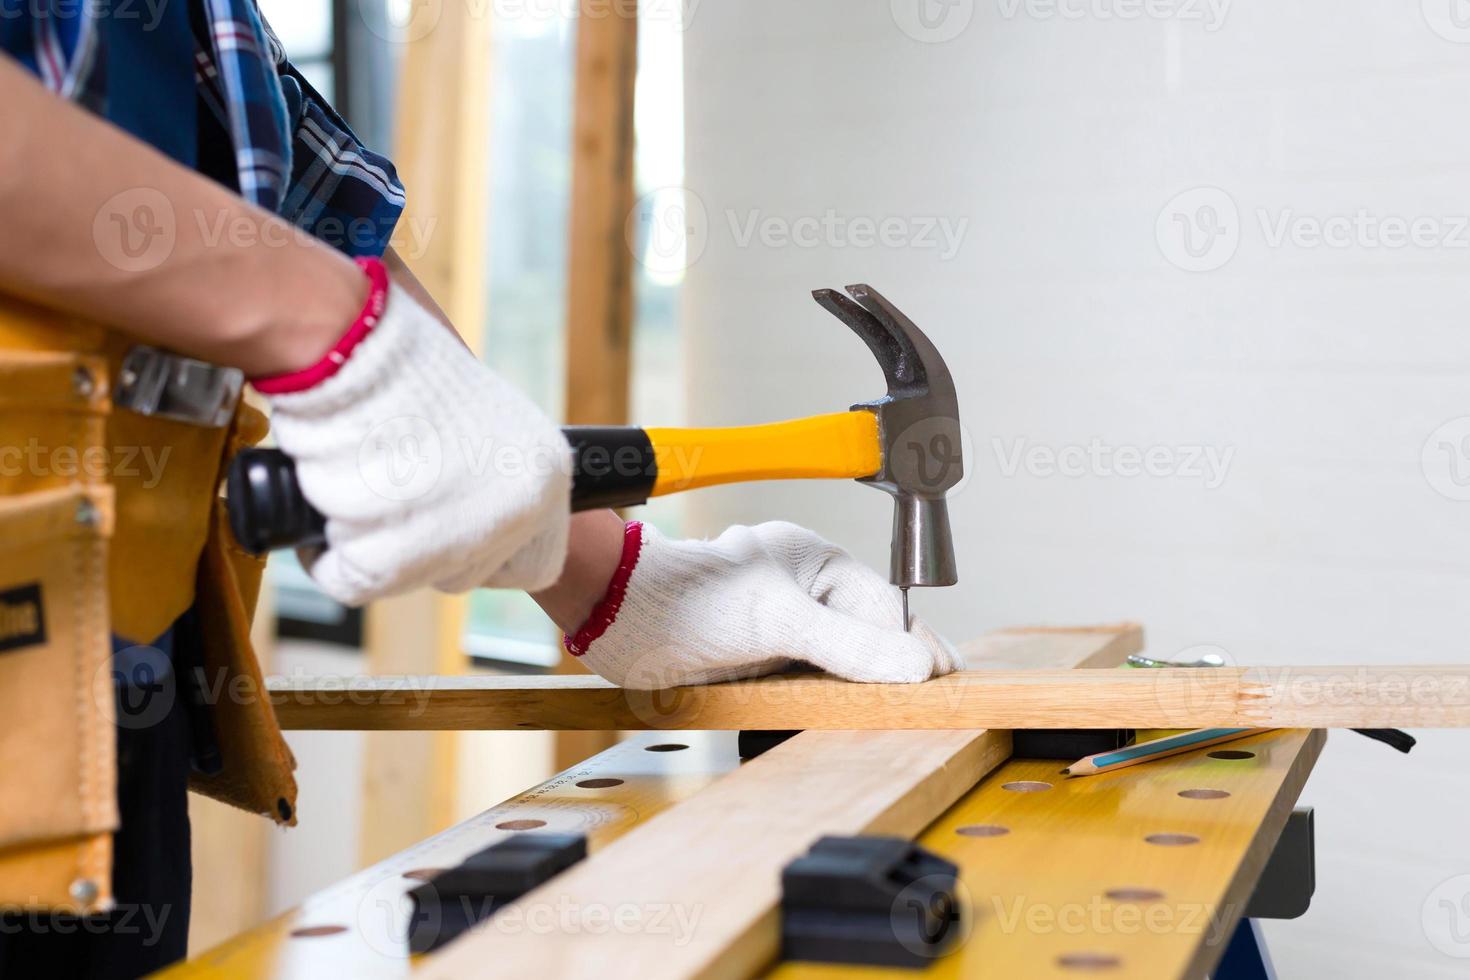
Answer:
[
  {"left": 290, "top": 925, "right": 347, "bottom": 938},
  {"left": 956, "top": 824, "right": 1010, "bottom": 837}
]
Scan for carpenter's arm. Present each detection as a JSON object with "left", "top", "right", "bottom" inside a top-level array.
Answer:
[{"left": 0, "top": 55, "right": 363, "bottom": 376}]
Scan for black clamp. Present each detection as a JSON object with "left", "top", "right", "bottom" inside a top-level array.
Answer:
[
  {"left": 738, "top": 730, "right": 802, "bottom": 759},
  {"left": 1012, "top": 728, "right": 1135, "bottom": 760},
  {"left": 782, "top": 835, "right": 962, "bottom": 969},
  {"left": 1244, "top": 807, "right": 1315, "bottom": 920},
  {"left": 408, "top": 833, "right": 586, "bottom": 954}
]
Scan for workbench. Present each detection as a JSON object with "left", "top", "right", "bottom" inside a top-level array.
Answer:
[{"left": 164, "top": 625, "right": 1323, "bottom": 979}]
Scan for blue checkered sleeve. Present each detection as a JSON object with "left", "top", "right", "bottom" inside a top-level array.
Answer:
[{"left": 274, "top": 62, "right": 406, "bottom": 259}]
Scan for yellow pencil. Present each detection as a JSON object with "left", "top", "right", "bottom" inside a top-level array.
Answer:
[{"left": 1062, "top": 728, "right": 1271, "bottom": 777}]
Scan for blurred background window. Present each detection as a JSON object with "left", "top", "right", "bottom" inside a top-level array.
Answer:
[
  {"left": 463, "top": 10, "right": 688, "bottom": 668},
  {"left": 256, "top": 0, "right": 687, "bottom": 667}
]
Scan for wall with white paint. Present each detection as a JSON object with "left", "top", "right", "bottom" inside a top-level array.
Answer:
[{"left": 678, "top": 1, "right": 1470, "bottom": 974}]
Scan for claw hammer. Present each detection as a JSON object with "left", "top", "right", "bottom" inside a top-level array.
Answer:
[{"left": 225, "top": 284, "right": 963, "bottom": 627}]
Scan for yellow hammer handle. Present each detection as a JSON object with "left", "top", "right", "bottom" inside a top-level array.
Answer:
[{"left": 645, "top": 410, "right": 881, "bottom": 498}]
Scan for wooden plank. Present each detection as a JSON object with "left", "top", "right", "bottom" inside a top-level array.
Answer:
[
  {"left": 418, "top": 626, "right": 1141, "bottom": 980},
  {"left": 271, "top": 662, "right": 1470, "bottom": 731},
  {"left": 554, "top": 0, "right": 642, "bottom": 772},
  {"left": 159, "top": 731, "right": 741, "bottom": 979},
  {"left": 167, "top": 625, "right": 1135, "bottom": 976},
  {"left": 768, "top": 728, "right": 1326, "bottom": 980}
]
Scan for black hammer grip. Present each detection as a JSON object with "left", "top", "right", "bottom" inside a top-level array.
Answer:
[{"left": 226, "top": 428, "right": 658, "bottom": 555}]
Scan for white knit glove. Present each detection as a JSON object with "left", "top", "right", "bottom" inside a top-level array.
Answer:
[
  {"left": 567, "top": 521, "right": 960, "bottom": 689},
  {"left": 263, "top": 280, "right": 571, "bottom": 605}
]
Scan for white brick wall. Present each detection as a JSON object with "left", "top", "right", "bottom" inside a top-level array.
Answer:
[{"left": 680, "top": 1, "right": 1470, "bottom": 974}]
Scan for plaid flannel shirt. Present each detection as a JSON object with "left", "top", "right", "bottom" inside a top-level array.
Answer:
[{"left": 2, "top": 0, "right": 405, "bottom": 257}]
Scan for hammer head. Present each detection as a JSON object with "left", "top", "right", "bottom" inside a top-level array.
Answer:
[{"left": 812, "top": 284, "right": 962, "bottom": 589}]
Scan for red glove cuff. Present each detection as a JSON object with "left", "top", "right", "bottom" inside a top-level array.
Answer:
[
  {"left": 564, "top": 521, "right": 645, "bottom": 657},
  {"left": 250, "top": 256, "right": 390, "bottom": 395}
]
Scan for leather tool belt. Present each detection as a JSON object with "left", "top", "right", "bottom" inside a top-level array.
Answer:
[{"left": 0, "top": 299, "right": 297, "bottom": 916}]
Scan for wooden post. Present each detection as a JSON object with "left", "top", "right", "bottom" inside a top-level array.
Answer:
[
  {"left": 358, "top": 0, "right": 496, "bottom": 865},
  {"left": 555, "top": 1, "right": 640, "bottom": 770}
]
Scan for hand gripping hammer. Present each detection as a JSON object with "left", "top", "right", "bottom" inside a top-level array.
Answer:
[{"left": 225, "top": 284, "right": 963, "bottom": 627}]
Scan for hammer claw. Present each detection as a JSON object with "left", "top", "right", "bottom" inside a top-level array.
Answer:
[{"left": 811, "top": 288, "right": 906, "bottom": 385}]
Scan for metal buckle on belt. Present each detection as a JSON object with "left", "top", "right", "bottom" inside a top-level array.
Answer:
[{"left": 115, "top": 346, "right": 244, "bottom": 428}]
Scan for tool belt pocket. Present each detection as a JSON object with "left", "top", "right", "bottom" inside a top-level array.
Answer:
[
  {"left": 0, "top": 486, "right": 118, "bottom": 913},
  {"left": 0, "top": 350, "right": 118, "bottom": 913}
]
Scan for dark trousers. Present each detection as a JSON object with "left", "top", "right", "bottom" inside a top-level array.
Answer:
[{"left": 0, "top": 628, "right": 195, "bottom": 980}]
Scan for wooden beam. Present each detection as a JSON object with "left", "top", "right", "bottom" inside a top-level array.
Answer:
[
  {"left": 419, "top": 626, "right": 1140, "bottom": 979},
  {"left": 271, "top": 662, "right": 1470, "bottom": 731},
  {"left": 554, "top": 0, "right": 642, "bottom": 772}
]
